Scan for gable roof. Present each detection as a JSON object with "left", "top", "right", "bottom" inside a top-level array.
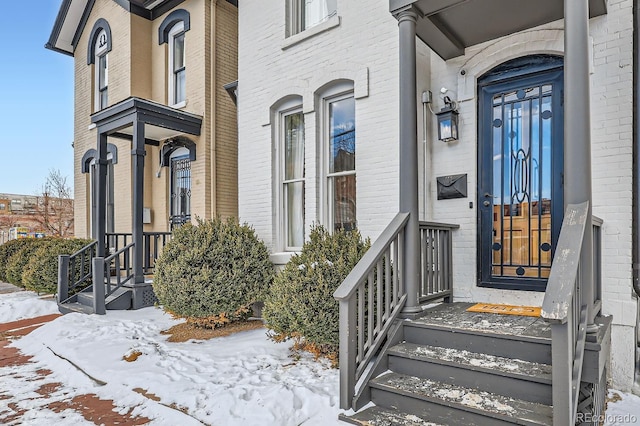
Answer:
[{"left": 46, "top": 0, "right": 237, "bottom": 56}]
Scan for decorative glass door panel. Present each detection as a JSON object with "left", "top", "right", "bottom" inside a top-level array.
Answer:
[{"left": 478, "top": 56, "right": 563, "bottom": 291}]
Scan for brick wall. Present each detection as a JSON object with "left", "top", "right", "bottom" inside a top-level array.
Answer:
[{"left": 72, "top": 0, "right": 238, "bottom": 237}]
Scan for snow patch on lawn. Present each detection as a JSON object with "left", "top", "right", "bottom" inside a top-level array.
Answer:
[
  {"left": 0, "top": 291, "right": 59, "bottom": 323},
  {"left": 13, "top": 307, "right": 342, "bottom": 425}
]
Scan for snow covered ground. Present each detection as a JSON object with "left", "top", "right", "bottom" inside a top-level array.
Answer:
[{"left": 1, "top": 290, "right": 639, "bottom": 425}]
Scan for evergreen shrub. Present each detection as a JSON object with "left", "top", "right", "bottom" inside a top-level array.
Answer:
[
  {"left": 0, "top": 238, "right": 35, "bottom": 283},
  {"left": 5, "top": 238, "right": 53, "bottom": 287},
  {"left": 153, "top": 217, "right": 274, "bottom": 323},
  {"left": 22, "top": 238, "right": 93, "bottom": 294},
  {"left": 263, "top": 225, "right": 370, "bottom": 356}
]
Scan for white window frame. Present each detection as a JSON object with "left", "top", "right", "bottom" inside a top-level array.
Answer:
[
  {"left": 277, "top": 104, "right": 305, "bottom": 251},
  {"left": 168, "top": 21, "right": 186, "bottom": 108},
  {"left": 322, "top": 85, "right": 356, "bottom": 232},
  {"left": 94, "top": 29, "right": 108, "bottom": 112},
  {"left": 288, "top": 0, "right": 337, "bottom": 36}
]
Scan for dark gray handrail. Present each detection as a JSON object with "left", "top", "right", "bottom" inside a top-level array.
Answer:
[
  {"left": 334, "top": 212, "right": 409, "bottom": 410},
  {"left": 541, "top": 201, "right": 591, "bottom": 425},
  {"left": 58, "top": 240, "right": 98, "bottom": 304}
]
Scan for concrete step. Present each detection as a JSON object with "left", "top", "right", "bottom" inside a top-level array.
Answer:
[
  {"left": 388, "top": 342, "right": 552, "bottom": 405},
  {"left": 340, "top": 405, "right": 449, "bottom": 426},
  {"left": 370, "top": 372, "right": 552, "bottom": 426}
]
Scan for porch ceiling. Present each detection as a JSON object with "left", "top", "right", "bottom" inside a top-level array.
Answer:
[{"left": 390, "top": 0, "right": 607, "bottom": 60}]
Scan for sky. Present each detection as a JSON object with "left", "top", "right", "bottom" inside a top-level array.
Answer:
[{"left": 0, "top": 3, "right": 74, "bottom": 196}]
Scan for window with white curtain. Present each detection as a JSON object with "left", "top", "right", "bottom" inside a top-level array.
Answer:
[
  {"left": 289, "top": 0, "right": 337, "bottom": 35},
  {"left": 281, "top": 108, "right": 305, "bottom": 250}
]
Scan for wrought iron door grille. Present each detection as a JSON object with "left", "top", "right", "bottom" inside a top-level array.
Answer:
[
  {"left": 491, "top": 84, "right": 554, "bottom": 279},
  {"left": 170, "top": 156, "right": 191, "bottom": 228}
]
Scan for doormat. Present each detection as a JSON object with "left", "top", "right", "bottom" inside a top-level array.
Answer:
[{"left": 467, "top": 303, "right": 541, "bottom": 317}]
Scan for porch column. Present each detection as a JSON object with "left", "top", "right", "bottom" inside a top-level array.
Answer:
[
  {"left": 397, "top": 7, "right": 421, "bottom": 313},
  {"left": 96, "top": 133, "right": 108, "bottom": 257},
  {"left": 564, "top": 0, "right": 595, "bottom": 328},
  {"left": 132, "top": 120, "right": 146, "bottom": 284}
]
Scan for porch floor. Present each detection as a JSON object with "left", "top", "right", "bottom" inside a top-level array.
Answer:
[{"left": 415, "top": 302, "right": 551, "bottom": 340}]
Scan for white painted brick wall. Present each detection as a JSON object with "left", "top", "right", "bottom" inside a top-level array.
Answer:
[
  {"left": 238, "top": 0, "right": 423, "bottom": 257},
  {"left": 239, "top": 0, "right": 637, "bottom": 390}
]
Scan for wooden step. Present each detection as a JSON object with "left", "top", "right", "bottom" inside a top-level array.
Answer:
[
  {"left": 340, "top": 405, "right": 448, "bottom": 426},
  {"left": 369, "top": 372, "right": 552, "bottom": 426},
  {"left": 387, "top": 342, "right": 552, "bottom": 405},
  {"left": 404, "top": 305, "right": 552, "bottom": 365}
]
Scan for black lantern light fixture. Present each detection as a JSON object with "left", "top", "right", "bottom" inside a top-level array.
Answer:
[{"left": 436, "top": 96, "right": 459, "bottom": 142}]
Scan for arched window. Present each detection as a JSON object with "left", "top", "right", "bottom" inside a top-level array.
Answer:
[
  {"left": 87, "top": 19, "right": 112, "bottom": 112},
  {"left": 159, "top": 10, "right": 191, "bottom": 107}
]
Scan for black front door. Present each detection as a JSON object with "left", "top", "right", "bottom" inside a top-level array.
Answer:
[{"left": 478, "top": 56, "right": 564, "bottom": 291}]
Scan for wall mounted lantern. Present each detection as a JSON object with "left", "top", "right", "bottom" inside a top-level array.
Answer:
[{"left": 436, "top": 96, "right": 459, "bottom": 142}]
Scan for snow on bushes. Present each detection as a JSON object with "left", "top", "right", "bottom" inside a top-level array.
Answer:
[
  {"left": 153, "top": 217, "right": 274, "bottom": 324},
  {"left": 263, "top": 225, "right": 370, "bottom": 357}
]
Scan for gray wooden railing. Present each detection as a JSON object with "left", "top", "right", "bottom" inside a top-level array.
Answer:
[
  {"left": 419, "top": 221, "right": 459, "bottom": 303},
  {"left": 592, "top": 216, "right": 603, "bottom": 320},
  {"left": 334, "top": 213, "right": 409, "bottom": 410},
  {"left": 57, "top": 241, "right": 98, "bottom": 304},
  {"left": 541, "top": 202, "right": 600, "bottom": 425},
  {"left": 91, "top": 242, "right": 135, "bottom": 314},
  {"left": 333, "top": 214, "right": 459, "bottom": 410},
  {"left": 106, "top": 232, "right": 171, "bottom": 273}
]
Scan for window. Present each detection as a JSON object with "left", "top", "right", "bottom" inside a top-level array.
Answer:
[
  {"left": 87, "top": 19, "right": 112, "bottom": 112},
  {"left": 289, "top": 0, "right": 337, "bottom": 35},
  {"left": 325, "top": 93, "right": 356, "bottom": 231},
  {"left": 281, "top": 108, "right": 305, "bottom": 250},
  {"left": 95, "top": 35, "right": 109, "bottom": 111},
  {"left": 170, "top": 148, "right": 191, "bottom": 227},
  {"left": 168, "top": 22, "right": 186, "bottom": 106}
]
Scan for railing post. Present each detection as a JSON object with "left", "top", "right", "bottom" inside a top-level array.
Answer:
[
  {"left": 339, "top": 297, "right": 357, "bottom": 410},
  {"left": 551, "top": 322, "right": 573, "bottom": 425},
  {"left": 57, "top": 255, "right": 69, "bottom": 303},
  {"left": 92, "top": 257, "right": 106, "bottom": 315}
]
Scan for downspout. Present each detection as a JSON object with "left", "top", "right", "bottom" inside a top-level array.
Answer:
[
  {"left": 634, "top": 0, "right": 640, "bottom": 386},
  {"left": 633, "top": 0, "right": 640, "bottom": 299}
]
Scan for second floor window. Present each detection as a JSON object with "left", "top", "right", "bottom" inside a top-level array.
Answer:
[
  {"left": 289, "top": 0, "right": 337, "bottom": 35},
  {"left": 169, "top": 22, "right": 186, "bottom": 106},
  {"left": 95, "top": 30, "right": 109, "bottom": 111}
]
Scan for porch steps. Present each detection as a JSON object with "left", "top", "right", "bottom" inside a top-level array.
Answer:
[
  {"left": 341, "top": 303, "right": 555, "bottom": 425},
  {"left": 58, "top": 285, "right": 133, "bottom": 314}
]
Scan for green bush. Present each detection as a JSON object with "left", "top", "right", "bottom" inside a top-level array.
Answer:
[
  {"left": 263, "top": 225, "right": 370, "bottom": 355},
  {"left": 5, "top": 238, "right": 53, "bottom": 287},
  {"left": 0, "top": 238, "right": 36, "bottom": 282},
  {"left": 153, "top": 217, "right": 274, "bottom": 321},
  {"left": 22, "top": 238, "right": 93, "bottom": 294}
]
